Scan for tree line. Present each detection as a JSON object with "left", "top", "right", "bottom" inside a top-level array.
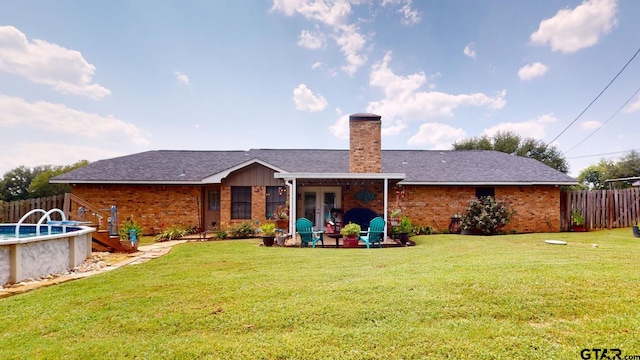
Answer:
[{"left": 0, "top": 160, "right": 89, "bottom": 202}]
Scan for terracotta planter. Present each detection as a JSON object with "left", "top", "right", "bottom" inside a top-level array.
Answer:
[
  {"left": 262, "top": 236, "right": 275, "bottom": 247},
  {"left": 342, "top": 236, "right": 359, "bottom": 248}
]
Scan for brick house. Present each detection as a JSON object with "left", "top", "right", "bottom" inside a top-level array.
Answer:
[{"left": 51, "top": 113, "right": 576, "bottom": 237}]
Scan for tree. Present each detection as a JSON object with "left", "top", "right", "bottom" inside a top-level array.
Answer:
[
  {"left": 577, "top": 151, "right": 640, "bottom": 189},
  {"left": 0, "top": 160, "right": 89, "bottom": 201},
  {"left": 0, "top": 166, "right": 43, "bottom": 201},
  {"left": 28, "top": 160, "right": 90, "bottom": 198},
  {"left": 453, "top": 131, "right": 569, "bottom": 174}
]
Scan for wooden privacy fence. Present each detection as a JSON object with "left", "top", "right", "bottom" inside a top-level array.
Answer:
[
  {"left": 562, "top": 188, "right": 640, "bottom": 231},
  {"left": 0, "top": 195, "right": 65, "bottom": 223}
]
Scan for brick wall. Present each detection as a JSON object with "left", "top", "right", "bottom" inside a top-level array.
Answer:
[
  {"left": 349, "top": 114, "right": 382, "bottom": 173},
  {"left": 393, "top": 185, "right": 561, "bottom": 233},
  {"left": 73, "top": 184, "right": 201, "bottom": 235},
  {"left": 73, "top": 183, "right": 561, "bottom": 235}
]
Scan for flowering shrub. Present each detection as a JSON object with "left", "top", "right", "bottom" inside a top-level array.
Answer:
[{"left": 461, "top": 196, "right": 514, "bottom": 235}]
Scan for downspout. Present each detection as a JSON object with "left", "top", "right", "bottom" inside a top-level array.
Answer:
[{"left": 285, "top": 178, "right": 296, "bottom": 245}]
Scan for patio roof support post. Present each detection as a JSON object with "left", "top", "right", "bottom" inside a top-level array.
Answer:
[
  {"left": 383, "top": 178, "right": 389, "bottom": 240},
  {"left": 287, "top": 178, "right": 296, "bottom": 245}
]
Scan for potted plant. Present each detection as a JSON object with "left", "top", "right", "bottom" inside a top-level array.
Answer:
[
  {"left": 398, "top": 215, "right": 412, "bottom": 245},
  {"left": 274, "top": 204, "right": 289, "bottom": 232},
  {"left": 340, "top": 222, "right": 361, "bottom": 248},
  {"left": 571, "top": 210, "right": 586, "bottom": 232},
  {"left": 261, "top": 222, "right": 276, "bottom": 247},
  {"left": 389, "top": 209, "right": 402, "bottom": 226}
]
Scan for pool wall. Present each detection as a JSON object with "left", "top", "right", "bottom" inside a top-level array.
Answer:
[{"left": 0, "top": 226, "right": 94, "bottom": 284}]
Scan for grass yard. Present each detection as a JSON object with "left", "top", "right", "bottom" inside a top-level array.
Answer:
[{"left": 1, "top": 229, "right": 639, "bottom": 359}]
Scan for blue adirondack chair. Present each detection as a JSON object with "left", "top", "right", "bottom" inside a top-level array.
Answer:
[
  {"left": 296, "top": 218, "right": 324, "bottom": 248},
  {"left": 358, "top": 216, "right": 385, "bottom": 249}
]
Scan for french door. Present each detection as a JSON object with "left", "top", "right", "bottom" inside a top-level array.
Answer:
[{"left": 299, "top": 187, "right": 341, "bottom": 229}]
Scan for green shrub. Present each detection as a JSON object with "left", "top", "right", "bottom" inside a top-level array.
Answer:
[
  {"left": 118, "top": 218, "right": 143, "bottom": 240},
  {"left": 156, "top": 225, "right": 193, "bottom": 241},
  {"left": 229, "top": 221, "right": 256, "bottom": 238},
  {"left": 461, "top": 196, "right": 514, "bottom": 235}
]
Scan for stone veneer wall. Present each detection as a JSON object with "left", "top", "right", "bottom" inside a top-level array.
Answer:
[
  {"left": 73, "top": 184, "right": 201, "bottom": 235},
  {"left": 349, "top": 114, "right": 382, "bottom": 173},
  {"left": 394, "top": 185, "right": 561, "bottom": 233}
]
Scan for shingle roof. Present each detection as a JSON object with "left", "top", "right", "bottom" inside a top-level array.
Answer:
[{"left": 51, "top": 149, "right": 576, "bottom": 185}]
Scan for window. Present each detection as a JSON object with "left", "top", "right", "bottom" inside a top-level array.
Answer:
[
  {"left": 208, "top": 189, "right": 220, "bottom": 211},
  {"left": 231, "top": 186, "right": 251, "bottom": 219},
  {"left": 266, "top": 186, "right": 287, "bottom": 219},
  {"left": 475, "top": 187, "right": 495, "bottom": 199}
]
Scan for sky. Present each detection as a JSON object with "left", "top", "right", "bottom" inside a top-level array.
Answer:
[{"left": 1, "top": 0, "right": 639, "bottom": 178}]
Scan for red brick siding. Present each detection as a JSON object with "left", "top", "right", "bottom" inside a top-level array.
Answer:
[
  {"left": 349, "top": 120, "right": 382, "bottom": 173},
  {"left": 73, "top": 184, "right": 201, "bottom": 235},
  {"left": 393, "top": 185, "right": 560, "bottom": 233},
  {"left": 73, "top": 183, "right": 561, "bottom": 235}
]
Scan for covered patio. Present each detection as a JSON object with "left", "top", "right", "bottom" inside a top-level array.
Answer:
[{"left": 275, "top": 172, "right": 405, "bottom": 246}]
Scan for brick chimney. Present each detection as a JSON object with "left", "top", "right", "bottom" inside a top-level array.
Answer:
[{"left": 349, "top": 113, "right": 382, "bottom": 173}]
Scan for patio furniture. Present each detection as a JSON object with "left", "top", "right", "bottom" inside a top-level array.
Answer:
[
  {"left": 296, "top": 218, "right": 325, "bottom": 248},
  {"left": 359, "top": 216, "right": 385, "bottom": 249}
]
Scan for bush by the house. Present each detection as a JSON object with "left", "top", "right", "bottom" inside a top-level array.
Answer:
[
  {"left": 119, "top": 218, "right": 144, "bottom": 240},
  {"left": 461, "top": 196, "right": 514, "bottom": 235},
  {"left": 156, "top": 225, "right": 194, "bottom": 241},
  {"left": 229, "top": 221, "right": 256, "bottom": 239}
]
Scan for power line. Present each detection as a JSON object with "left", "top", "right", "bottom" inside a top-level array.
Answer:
[
  {"left": 565, "top": 85, "right": 640, "bottom": 153},
  {"left": 549, "top": 47, "right": 640, "bottom": 144},
  {"left": 566, "top": 149, "right": 640, "bottom": 159}
]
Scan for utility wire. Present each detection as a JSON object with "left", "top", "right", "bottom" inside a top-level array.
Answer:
[
  {"left": 564, "top": 85, "right": 640, "bottom": 154},
  {"left": 549, "top": 47, "right": 640, "bottom": 144},
  {"left": 566, "top": 148, "right": 640, "bottom": 159}
]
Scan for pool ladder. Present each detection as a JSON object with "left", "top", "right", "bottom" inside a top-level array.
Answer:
[{"left": 15, "top": 208, "right": 68, "bottom": 237}]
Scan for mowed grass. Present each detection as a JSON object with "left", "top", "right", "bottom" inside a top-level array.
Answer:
[{"left": 1, "top": 229, "right": 639, "bottom": 359}]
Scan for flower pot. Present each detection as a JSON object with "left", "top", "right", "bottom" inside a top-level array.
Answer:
[
  {"left": 633, "top": 226, "right": 640, "bottom": 238},
  {"left": 262, "top": 236, "right": 275, "bottom": 247},
  {"left": 343, "top": 236, "right": 359, "bottom": 248},
  {"left": 276, "top": 236, "right": 286, "bottom": 246},
  {"left": 398, "top": 232, "right": 409, "bottom": 245}
]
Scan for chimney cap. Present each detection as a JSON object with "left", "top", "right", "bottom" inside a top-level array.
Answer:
[{"left": 349, "top": 113, "right": 381, "bottom": 121}]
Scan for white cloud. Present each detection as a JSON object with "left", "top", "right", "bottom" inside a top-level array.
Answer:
[
  {"left": 329, "top": 112, "right": 349, "bottom": 139},
  {"left": 408, "top": 123, "right": 467, "bottom": 149},
  {"left": 311, "top": 61, "right": 323, "bottom": 69},
  {"left": 518, "top": 62, "right": 548, "bottom": 81},
  {"left": 0, "top": 95, "right": 150, "bottom": 145},
  {"left": 367, "top": 52, "right": 506, "bottom": 123},
  {"left": 1, "top": 142, "right": 124, "bottom": 175},
  {"left": 530, "top": 0, "right": 617, "bottom": 53},
  {"left": 271, "top": 0, "right": 369, "bottom": 75},
  {"left": 334, "top": 24, "right": 367, "bottom": 76},
  {"left": 293, "top": 84, "right": 328, "bottom": 112},
  {"left": 174, "top": 71, "right": 190, "bottom": 85},
  {"left": 623, "top": 95, "right": 640, "bottom": 113},
  {"left": 482, "top": 113, "right": 558, "bottom": 140},
  {"left": 382, "top": 0, "right": 421, "bottom": 25},
  {"left": 463, "top": 42, "right": 476, "bottom": 59},
  {"left": 0, "top": 25, "right": 111, "bottom": 99},
  {"left": 298, "top": 29, "right": 325, "bottom": 49},
  {"left": 581, "top": 120, "right": 602, "bottom": 130}
]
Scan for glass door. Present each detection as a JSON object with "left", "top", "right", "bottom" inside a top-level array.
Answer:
[{"left": 300, "top": 187, "right": 341, "bottom": 229}]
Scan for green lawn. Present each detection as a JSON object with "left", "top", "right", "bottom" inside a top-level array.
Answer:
[{"left": 1, "top": 229, "right": 639, "bottom": 359}]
